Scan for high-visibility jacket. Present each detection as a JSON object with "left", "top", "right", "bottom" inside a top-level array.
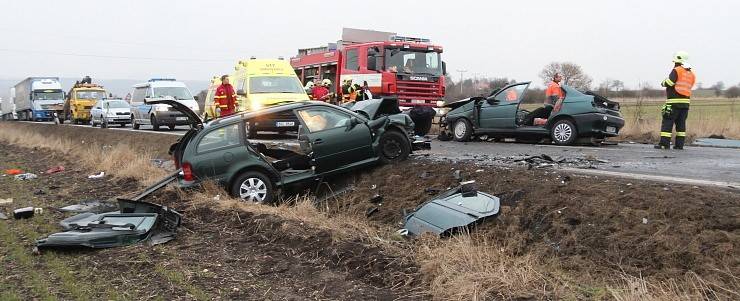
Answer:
[
  {"left": 545, "top": 81, "right": 564, "bottom": 106},
  {"left": 661, "top": 65, "right": 695, "bottom": 106},
  {"left": 214, "top": 84, "right": 238, "bottom": 116}
]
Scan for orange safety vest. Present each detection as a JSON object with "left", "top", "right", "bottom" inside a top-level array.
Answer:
[{"left": 673, "top": 66, "right": 695, "bottom": 97}]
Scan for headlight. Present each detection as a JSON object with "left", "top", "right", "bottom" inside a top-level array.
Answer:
[{"left": 436, "top": 100, "right": 445, "bottom": 107}]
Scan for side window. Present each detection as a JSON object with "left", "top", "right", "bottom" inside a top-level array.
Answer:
[
  {"left": 144, "top": 87, "right": 152, "bottom": 98},
  {"left": 197, "top": 123, "right": 242, "bottom": 153},
  {"left": 345, "top": 49, "right": 359, "bottom": 71},
  {"left": 494, "top": 85, "right": 527, "bottom": 103},
  {"left": 297, "top": 108, "right": 351, "bottom": 133}
]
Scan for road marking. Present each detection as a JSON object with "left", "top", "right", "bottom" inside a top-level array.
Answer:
[{"left": 562, "top": 167, "right": 739, "bottom": 190}]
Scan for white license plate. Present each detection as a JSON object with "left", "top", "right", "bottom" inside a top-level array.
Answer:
[
  {"left": 176, "top": 117, "right": 188, "bottom": 121},
  {"left": 606, "top": 126, "right": 616, "bottom": 133},
  {"left": 276, "top": 121, "right": 295, "bottom": 127}
]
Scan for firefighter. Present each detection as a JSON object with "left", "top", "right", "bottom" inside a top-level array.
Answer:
[
  {"left": 655, "top": 51, "right": 695, "bottom": 150},
  {"left": 214, "top": 75, "right": 238, "bottom": 117},
  {"left": 341, "top": 79, "right": 357, "bottom": 102},
  {"left": 312, "top": 79, "right": 331, "bottom": 101}
]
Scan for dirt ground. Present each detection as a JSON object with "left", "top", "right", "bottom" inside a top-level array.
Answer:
[
  {"left": 0, "top": 143, "right": 423, "bottom": 300},
  {"left": 1, "top": 126, "right": 739, "bottom": 300}
]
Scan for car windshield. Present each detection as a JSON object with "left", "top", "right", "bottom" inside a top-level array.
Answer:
[
  {"left": 105, "top": 100, "right": 130, "bottom": 109},
  {"left": 385, "top": 48, "right": 442, "bottom": 76},
  {"left": 153, "top": 87, "right": 193, "bottom": 100},
  {"left": 34, "top": 91, "right": 64, "bottom": 100},
  {"left": 76, "top": 91, "right": 107, "bottom": 100},
  {"left": 249, "top": 76, "right": 304, "bottom": 94}
]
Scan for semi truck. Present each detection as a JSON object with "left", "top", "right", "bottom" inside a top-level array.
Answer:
[
  {"left": 1, "top": 96, "right": 17, "bottom": 120},
  {"left": 9, "top": 77, "right": 65, "bottom": 121},
  {"left": 290, "top": 28, "right": 446, "bottom": 135}
]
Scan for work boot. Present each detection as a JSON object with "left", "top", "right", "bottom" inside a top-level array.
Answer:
[
  {"left": 654, "top": 144, "right": 669, "bottom": 150},
  {"left": 673, "top": 146, "right": 684, "bottom": 150},
  {"left": 674, "top": 137, "right": 686, "bottom": 150}
]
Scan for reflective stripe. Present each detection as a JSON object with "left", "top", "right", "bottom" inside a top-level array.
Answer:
[
  {"left": 219, "top": 105, "right": 228, "bottom": 108},
  {"left": 676, "top": 132, "right": 686, "bottom": 137},
  {"left": 214, "top": 95, "right": 226, "bottom": 99},
  {"left": 663, "top": 78, "right": 675, "bottom": 86},
  {"left": 660, "top": 132, "right": 672, "bottom": 137},
  {"left": 666, "top": 98, "right": 690, "bottom": 104}
]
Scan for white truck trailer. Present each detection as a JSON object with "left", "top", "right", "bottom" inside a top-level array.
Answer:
[{"left": 12, "top": 77, "right": 65, "bottom": 121}]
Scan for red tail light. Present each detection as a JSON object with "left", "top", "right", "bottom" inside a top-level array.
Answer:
[{"left": 182, "top": 162, "right": 194, "bottom": 182}]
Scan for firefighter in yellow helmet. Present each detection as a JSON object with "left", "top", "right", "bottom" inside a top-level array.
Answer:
[{"left": 655, "top": 51, "right": 696, "bottom": 150}]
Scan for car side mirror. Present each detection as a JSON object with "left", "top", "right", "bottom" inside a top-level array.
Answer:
[
  {"left": 486, "top": 98, "right": 498, "bottom": 105},
  {"left": 236, "top": 89, "right": 247, "bottom": 96},
  {"left": 348, "top": 116, "right": 362, "bottom": 129},
  {"left": 442, "top": 61, "right": 447, "bottom": 76},
  {"left": 193, "top": 95, "right": 199, "bottom": 101}
]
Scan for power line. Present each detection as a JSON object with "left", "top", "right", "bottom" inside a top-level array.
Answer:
[{"left": 0, "top": 48, "right": 233, "bottom": 62}]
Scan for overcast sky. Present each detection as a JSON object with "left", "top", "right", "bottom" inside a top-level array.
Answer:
[{"left": 1, "top": 0, "right": 738, "bottom": 89}]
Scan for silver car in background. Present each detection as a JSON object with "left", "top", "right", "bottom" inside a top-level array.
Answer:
[{"left": 90, "top": 99, "right": 132, "bottom": 128}]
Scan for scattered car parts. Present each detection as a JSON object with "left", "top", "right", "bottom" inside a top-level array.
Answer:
[{"left": 402, "top": 181, "right": 501, "bottom": 237}]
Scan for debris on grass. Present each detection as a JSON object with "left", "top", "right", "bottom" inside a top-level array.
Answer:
[
  {"left": 14, "top": 173, "right": 38, "bottom": 180},
  {"left": 87, "top": 172, "right": 105, "bottom": 179}
]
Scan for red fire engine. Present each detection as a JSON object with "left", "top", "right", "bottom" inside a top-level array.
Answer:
[{"left": 290, "top": 28, "right": 446, "bottom": 109}]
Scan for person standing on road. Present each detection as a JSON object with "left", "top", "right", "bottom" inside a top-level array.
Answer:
[
  {"left": 214, "top": 75, "right": 238, "bottom": 117},
  {"left": 524, "top": 73, "right": 564, "bottom": 125},
  {"left": 655, "top": 51, "right": 695, "bottom": 150}
]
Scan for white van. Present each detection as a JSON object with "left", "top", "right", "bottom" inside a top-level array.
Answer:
[{"left": 129, "top": 79, "right": 200, "bottom": 130}]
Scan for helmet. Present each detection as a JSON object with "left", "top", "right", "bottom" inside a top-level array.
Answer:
[
  {"left": 305, "top": 81, "right": 315, "bottom": 89},
  {"left": 673, "top": 51, "right": 689, "bottom": 64},
  {"left": 321, "top": 79, "right": 332, "bottom": 86}
]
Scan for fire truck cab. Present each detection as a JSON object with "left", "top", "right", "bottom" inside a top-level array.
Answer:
[{"left": 290, "top": 28, "right": 446, "bottom": 109}]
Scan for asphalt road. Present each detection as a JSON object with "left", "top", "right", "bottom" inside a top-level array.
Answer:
[{"left": 18, "top": 121, "right": 740, "bottom": 188}]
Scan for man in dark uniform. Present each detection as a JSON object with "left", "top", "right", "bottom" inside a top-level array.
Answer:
[{"left": 656, "top": 51, "right": 696, "bottom": 150}]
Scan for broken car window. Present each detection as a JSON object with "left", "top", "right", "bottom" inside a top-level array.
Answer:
[{"left": 297, "top": 108, "right": 351, "bottom": 133}]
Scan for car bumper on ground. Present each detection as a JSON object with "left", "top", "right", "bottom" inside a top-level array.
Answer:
[{"left": 572, "top": 113, "right": 625, "bottom": 137}]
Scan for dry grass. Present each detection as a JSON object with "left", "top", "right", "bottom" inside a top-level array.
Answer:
[{"left": 0, "top": 123, "right": 166, "bottom": 185}]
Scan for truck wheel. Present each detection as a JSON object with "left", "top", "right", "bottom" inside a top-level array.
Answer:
[
  {"left": 151, "top": 115, "right": 160, "bottom": 131},
  {"left": 378, "top": 130, "right": 411, "bottom": 164},
  {"left": 550, "top": 119, "right": 578, "bottom": 145},
  {"left": 132, "top": 115, "right": 140, "bottom": 130},
  {"left": 453, "top": 119, "right": 473, "bottom": 142},
  {"left": 231, "top": 171, "right": 274, "bottom": 203}
]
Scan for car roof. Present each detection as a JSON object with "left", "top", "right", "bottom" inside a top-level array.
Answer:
[{"left": 204, "top": 101, "right": 344, "bottom": 127}]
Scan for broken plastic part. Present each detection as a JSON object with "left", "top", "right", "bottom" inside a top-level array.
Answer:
[{"left": 13, "top": 207, "right": 35, "bottom": 219}]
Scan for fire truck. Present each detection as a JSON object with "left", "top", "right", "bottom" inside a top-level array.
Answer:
[{"left": 290, "top": 28, "right": 446, "bottom": 134}]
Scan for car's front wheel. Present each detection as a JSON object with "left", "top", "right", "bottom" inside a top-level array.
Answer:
[
  {"left": 550, "top": 119, "right": 578, "bottom": 145},
  {"left": 231, "top": 171, "right": 274, "bottom": 204},
  {"left": 151, "top": 115, "right": 160, "bottom": 131},
  {"left": 101, "top": 116, "right": 108, "bottom": 128},
  {"left": 453, "top": 119, "right": 473, "bottom": 142},
  {"left": 378, "top": 130, "right": 411, "bottom": 164},
  {"left": 132, "top": 115, "right": 140, "bottom": 129}
]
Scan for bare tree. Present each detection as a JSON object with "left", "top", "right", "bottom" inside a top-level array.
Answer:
[
  {"left": 725, "top": 86, "right": 740, "bottom": 98},
  {"left": 712, "top": 81, "right": 725, "bottom": 97},
  {"left": 539, "top": 62, "right": 593, "bottom": 91}
]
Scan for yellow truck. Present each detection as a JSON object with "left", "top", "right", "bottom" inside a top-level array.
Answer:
[
  {"left": 204, "top": 58, "right": 308, "bottom": 119},
  {"left": 62, "top": 77, "right": 108, "bottom": 124}
]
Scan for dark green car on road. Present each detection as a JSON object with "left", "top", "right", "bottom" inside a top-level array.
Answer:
[
  {"left": 156, "top": 98, "right": 428, "bottom": 203},
  {"left": 439, "top": 82, "right": 625, "bottom": 145}
]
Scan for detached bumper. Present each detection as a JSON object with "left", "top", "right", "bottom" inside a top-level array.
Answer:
[
  {"left": 411, "top": 136, "right": 431, "bottom": 151},
  {"left": 572, "top": 113, "right": 625, "bottom": 137}
]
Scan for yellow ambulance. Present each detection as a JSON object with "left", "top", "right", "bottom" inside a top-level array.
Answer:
[{"left": 204, "top": 58, "right": 308, "bottom": 119}]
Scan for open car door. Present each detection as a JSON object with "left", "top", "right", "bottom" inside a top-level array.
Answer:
[
  {"left": 478, "top": 82, "right": 530, "bottom": 129},
  {"left": 148, "top": 99, "right": 205, "bottom": 168}
]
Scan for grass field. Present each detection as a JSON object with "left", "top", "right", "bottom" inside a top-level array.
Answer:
[{"left": 617, "top": 98, "right": 740, "bottom": 142}]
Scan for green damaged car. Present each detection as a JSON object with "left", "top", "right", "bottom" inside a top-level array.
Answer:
[
  {"left": 439, "top": 82, "right": 625, "bottom": 145},
  {"left": 157, "top": 98, "right": 429, "bottom": 203}
]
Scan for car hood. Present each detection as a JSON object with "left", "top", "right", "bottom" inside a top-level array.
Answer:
[
  {"left": 147, "top": 99, "right": 202, "bottom": 128},
  {"left": 345, "top": 97, "right": 402, "bottom": 120},
  {"left": 442, "top": 97, "right": 481, "bottom": 110}
]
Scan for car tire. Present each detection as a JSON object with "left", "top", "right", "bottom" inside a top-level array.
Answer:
[
  {"left": 151, "top": 115, "right": 160, "bottom": 131},
  {"left": 231, "top": 171, "right": 274, "bottom": 204},
  {"left": 120, "top": 123, "right": 126, "bottom": 128},
  {"left": 168, "top": 125, "right": 176, "bottom": 130},
  {"left": 550, "top": 119, "right": 578, "bottom": 145},
  {"left": 101, "top": 117, "right": 108, "bottom": 128},
  {"left": 378, "top": 130, "right": 411, "bottom": 164},
  {"left": 453, "top": 119, "right": 473, "bottom": 142},
  {"left": 132, "top": 115, "right": 140, "bottom": 130},
  {"left": 91, "top": 119, "right": 96, "bottom": 127}
]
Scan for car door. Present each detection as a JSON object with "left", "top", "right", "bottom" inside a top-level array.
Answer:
[
  {"left": 191, "top": 122, "right": 244, "bottom": 181},
  {"left": 295, "top": 106, "right": 373, "bottom": 173},
  {"left": 478, "top": 83, "right": 529, "bottom": 129}
]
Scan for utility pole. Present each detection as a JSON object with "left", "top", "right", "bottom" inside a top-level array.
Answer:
[{"left": 456, "top": 69, "right": 467, "bottom": 94}]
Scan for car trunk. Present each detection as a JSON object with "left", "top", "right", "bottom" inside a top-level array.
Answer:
[{"left": 586, "top": 91, "right": 621, "bottom": 116}]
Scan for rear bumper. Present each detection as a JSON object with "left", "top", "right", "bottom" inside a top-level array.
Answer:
[{"left": 571, "top": 113, "right": 625, "bottom": 137}]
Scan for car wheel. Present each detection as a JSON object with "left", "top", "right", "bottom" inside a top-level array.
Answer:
[
  {"left": 551, "top": 119, "right": 578, "bottom": 145},
  {"left": 453, "top": 119, "right": 473, "bottom": 142},
  {"left": 101, "top": 116, "right": 108, "bottom": 128},
  {"left": 168, "top": 125, "right": 176, "bottom": 130},
  {"left": 231, "top": 171, "right": 274, "bottom": 203},
  {"left": 151, "top": 115, "right": 160, "bottom": 131},
  {"left": 120, "top": 123, "right": 126, "bottom": 128},
  {"left": 378, "top": 130, "right": 411, "bottom": 164},
  {"left": 91, "top": 118, "right": 96, "bottom": 127},
  {"left": 132, "top": 115, "right": 140, "bottom": 130}
]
